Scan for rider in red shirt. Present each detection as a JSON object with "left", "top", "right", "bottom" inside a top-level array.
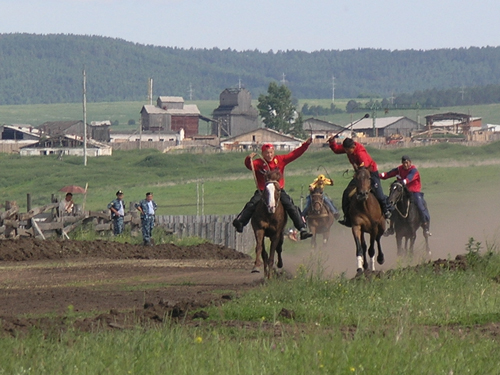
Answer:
[
  {"left": 379, "top": 155, "right": 431, "bottom": 236},
  {"left": 328, "top": 137, "right": 392, "bottom": 227},
  {"left": 232, "top": 139, "right": 313, "bottom": 240}
]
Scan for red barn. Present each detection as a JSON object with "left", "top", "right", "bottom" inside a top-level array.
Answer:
[{"left": 140, "top": 96, "right": 201, "bottom": 138}]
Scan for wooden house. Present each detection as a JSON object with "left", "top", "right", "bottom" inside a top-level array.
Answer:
[
  {"left": 38, "top": 120, "right": 110, "bottom": 142},
  {"left": 0, "top": 125, "right": 41, "bottom": 153},
  {"left": 220, "top": 127, "right": 303, "bottom": 152},
  {"left": 212, "top": 88, "right": 259, "bottom": 137},
  {"left": 140, "top": 96, "right": 201, "bottom": 137},
  {"left": 20, "top": 134, "right": 112, "bottom": 157},
  {"left": 350, "top": 116, "right": 421, "bottom": 137},
  {"left": 302, "top": 118, "right": 348, "bottom": 143}
]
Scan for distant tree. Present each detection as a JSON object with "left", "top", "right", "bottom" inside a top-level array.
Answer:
[
  {"left": 257, "top": 82, "right": 297, "bottom": 133},
  {"left": 346, "top": 100, "right": 360, "bottom": 113},
  {"left": 128, "top": 119, "right": 136, "bottom": 125},
  {"left": 112, "top": 120, "right": 119, "bottom": 126}
]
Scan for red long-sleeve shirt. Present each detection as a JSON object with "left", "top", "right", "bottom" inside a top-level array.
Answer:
[
  {"left": 245, "top": 141, "right": 310, "bottom": 190},
  {"left": 379, "top": 165, "right": 422, "bottom": 193},
  {"left": 329, "top": 141, "right": 378, "bottom": 172}
]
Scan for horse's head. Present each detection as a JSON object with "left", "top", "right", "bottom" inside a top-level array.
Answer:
[
  {"left": 353, "top": 167, "right": 371, "bottom": 202},
  {"left": 387, "top": 181, "right": 405, "bottom": 206},
  {"left": 263, "top": 169, "right": 282, "bottom": 214},
  {"left": 311, "top": 192, "right": 324, "bottom": 214}
]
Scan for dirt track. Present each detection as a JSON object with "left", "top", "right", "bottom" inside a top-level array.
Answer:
[{"left": 0, "top": 238, "right": 264, "bottom": 336}]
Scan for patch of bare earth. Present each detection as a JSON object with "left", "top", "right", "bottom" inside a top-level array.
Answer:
[{"left": 1, "top": 238, "right": 499, "bottom": 338}]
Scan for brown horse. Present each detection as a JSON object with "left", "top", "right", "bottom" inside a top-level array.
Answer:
[
  {"left": 251, "top": 170, "right": 288, "bottom": 278},
  {"left": 349, "top": 167, "right": 386, "bottom": 276},
  {"left": 306, "top": 190, "right": 335, "bottom": 249},
  {"left": 387, "top": 181, "right": 431, "bottom": 256}
]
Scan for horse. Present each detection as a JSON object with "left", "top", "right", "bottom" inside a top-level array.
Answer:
[
  {"left": 306, "top": 189, "right": 335, "bottom": 249},
  {"left": 250, "top": 169, "right": 288, "bottom": 278},
  {"left": 348, "top": 167, "right": 386, "bottom": 276},
  {"left": 387, "top": 181, "right": 431, "bottom": 256}
]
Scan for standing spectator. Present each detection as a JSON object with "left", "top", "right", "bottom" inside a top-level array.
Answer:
[
  {"left": 59, "top": 192, "right": 75, "bottom": 216},
  {"left": 135, "top": 192, "right": 158, "bottom": 246},
  {"left": 108, "top": 190, "right": 125, "bottom": 235}
]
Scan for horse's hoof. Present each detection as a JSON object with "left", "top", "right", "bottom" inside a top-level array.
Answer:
[
  {"left": 277, "top": 260, "right": 283, "bottom": 268},
  {"left": 356, "top": 268, "right": 364, "bottom": 277},
  {"left": 251, "top": 267, "right": 260, "bottom": 273},
  {"left": 377, "top": 255, "right": 385, "bottom": 265}
]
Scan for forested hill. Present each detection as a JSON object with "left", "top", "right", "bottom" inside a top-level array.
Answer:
[{"left": 2, "top": 33, "right": 500, "bottom": 105}]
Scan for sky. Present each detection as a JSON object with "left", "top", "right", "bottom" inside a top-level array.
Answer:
[{"left": 2, "top": 0, "right": 500, "bottom": 52}]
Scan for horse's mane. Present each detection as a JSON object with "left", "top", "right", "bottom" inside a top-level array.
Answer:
[{"left": 265, "top": 168, "right": 282, "bottom": 183}]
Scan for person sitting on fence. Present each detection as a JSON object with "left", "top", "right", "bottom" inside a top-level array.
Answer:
[
  {"left": 302, "top": 174, "right": 340, "bottom": 220},
  {"left": 108, "top": 190, "right": 125, "bottom": 235},
  {"left": 232, "top": 140, "right": 313, "bottom": 240},
  {"left": 135, "top": 192, "right": 158, "bottom": 246}
]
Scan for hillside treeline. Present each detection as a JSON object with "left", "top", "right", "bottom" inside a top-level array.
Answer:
[{"left": 1, "top": 33, "right": 500, "bottom": 105}]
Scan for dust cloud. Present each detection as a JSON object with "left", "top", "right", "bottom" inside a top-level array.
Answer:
[{"left": 283, "top": 188, "right": 500, "bottom": 279}]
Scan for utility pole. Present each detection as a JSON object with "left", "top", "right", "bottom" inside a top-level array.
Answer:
[
  {"left": 82, "top": 67, "right": 87, "bottom": 166},
  {"left": 148, "top": 78, "right": 153, "bottom": 105},
  {"left": 281, "top": 73, "right": 286, "bottom": 85},
  {"left": 188, "top": 83, "right": 193, "bottom": 100}
]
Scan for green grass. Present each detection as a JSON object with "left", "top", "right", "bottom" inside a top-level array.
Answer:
[
  {"left": 1, "top": 141, "right": 499, "bottom": 216},
  {"left": 1, "top": 249, "right": 500, "bottom": 374}
]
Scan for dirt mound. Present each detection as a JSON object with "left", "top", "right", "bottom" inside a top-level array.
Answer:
[{"left": 0, "top": 238, "right": 250, "bottom": 262}]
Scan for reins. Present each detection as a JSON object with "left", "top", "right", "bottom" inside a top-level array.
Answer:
[
  {"left": 250, "top": 152, "right": 272, "bottom": 196},
  {"left": 392, "top": 183, "right": 411, "bottom": 218}
]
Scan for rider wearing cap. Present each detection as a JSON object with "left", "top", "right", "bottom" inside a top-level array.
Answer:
[
  {"left": 232, "top": 139, "right": 313, "bottom": 240},
  {"left": 328, "top": 137, "right": 392, "bottom": 227},
  {"left": 380, "top": 155, "right": 431, "bottom": 236}
]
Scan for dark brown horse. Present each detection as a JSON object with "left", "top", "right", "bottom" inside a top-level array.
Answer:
[
  {"left": 349, "top": 167, "right": 386, "bottom": 276},
  {"left": 306, "top": 190, "right": 335, "bottom": 249},
  {"left": 387, "top": 181, "right": 431, "bottom": 256},
  {"left": 251, "top": 170, "right": 288, "bottom": 278}
]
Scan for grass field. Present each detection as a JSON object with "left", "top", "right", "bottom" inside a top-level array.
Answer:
[{"left": 1, "top": 143, "right": 500, "bottom": 374}]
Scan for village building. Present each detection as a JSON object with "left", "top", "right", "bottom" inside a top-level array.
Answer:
[
  {"left": 38, "top": 120, "right": 111, "bottom": 142},
  {"left": 220, "top": 127, "right": 303, "bottom": 152},
  {"left": 349, "top": 116, "right": 421, "bottom": 138},
  {"left": 19, "top": 134, "right": 112, "bottom": 157},
  {"left": 424, "top": 112, "right": 482, "bottom": 134},
  {"left": 211, "top": 88, "right": 259, "bottom": 137},
  {"left": 140, "top": 97, "right": 202, "bottom": 138},
  {"left": 0, "top": 124, "right": 41, "bottom": 153},
  {"left": 302, "top": 118, "right": 348, "bottom": 143}
]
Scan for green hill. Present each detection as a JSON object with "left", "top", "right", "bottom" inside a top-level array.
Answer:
[{"left": 2, "top": 33, "right": 500, "bottom": 105}]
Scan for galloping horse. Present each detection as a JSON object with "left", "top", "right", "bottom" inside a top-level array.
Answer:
[
  {"left": 349, "top": 167, "right": 386, "bottom": 276},
  {"left": 387, "top": 181, "right": 431, "bottom": 256},
  {"left": 251, "top": 169, "right": 288, "bottom": 278},
  {"left": 306, "top": 189, "right": 335, "bottom": 249}
]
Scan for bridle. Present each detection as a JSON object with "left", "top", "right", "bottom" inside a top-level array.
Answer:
[
  {"left": 263, "top": 179, "right": 281, "bottom": 214},
  {"left": 389, "top": 181, "right": 411, "bottom": 218}
]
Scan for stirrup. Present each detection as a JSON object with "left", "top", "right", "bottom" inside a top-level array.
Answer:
[{"left": 299, "top": 230, "right": 313, "bottom": 240}]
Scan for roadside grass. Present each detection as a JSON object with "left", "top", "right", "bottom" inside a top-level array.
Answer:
[{"left": 1, "top": 246, "right": 500, "bottom": 374}]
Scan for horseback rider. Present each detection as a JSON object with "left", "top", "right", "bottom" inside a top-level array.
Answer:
[
  {"left": 380, "top": 155, "right": 431, "bottom": 236},
  {"left": 302, "top": 174, "right": 340, "bottom": 220},
  {"left": 232, "top": 140, "right": 313, "bottom": 240},
  {"left": 328, "top": 137, "right": 392, "bottom": 227}
]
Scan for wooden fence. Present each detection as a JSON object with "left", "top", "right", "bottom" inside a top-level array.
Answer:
[
  {"left": 0, "top": 198, "right": 255, "bottom": 253},
  {"left": 156, "top": 214, "right": 255, "bottom": 253}
]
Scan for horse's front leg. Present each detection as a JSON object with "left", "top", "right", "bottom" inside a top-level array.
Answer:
[
  {"left": 396, "top": 233, "right": 404, "bottom": 256},
  {"left": 375, "top": 232, "right": 385, "bottom": 266},
  {"left": 276, "top": 235, "right": 284, "bottom": 269},
  {"left": 423, "top": 228, "right": 431, "bottom": 256},
  {"left": 266, "top": 233, "right": 281, "bottom": 278},
  {"left": 252, "top": 229, "right": 265, "bottom": 273},
  {"left": 352, "top": 226, "right": 365, "bottom": 275},
  {"left": 367, "top": 233, "right": 376, "bottom": 271}
]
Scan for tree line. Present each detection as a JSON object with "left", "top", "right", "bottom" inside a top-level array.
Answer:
[{"left": 1, "top": 33, "right": 500, "bottom": 107}]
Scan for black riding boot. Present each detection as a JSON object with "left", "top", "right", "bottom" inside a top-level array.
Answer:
[
  {"left": 281, "top": 191, "right": 312, "bottom": 240},
  {"left": 338, "top": 185, "right": 353, "bottom": 227},
  {"left": 233, "top": 191, "right": 260, "bottom": 233}
]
